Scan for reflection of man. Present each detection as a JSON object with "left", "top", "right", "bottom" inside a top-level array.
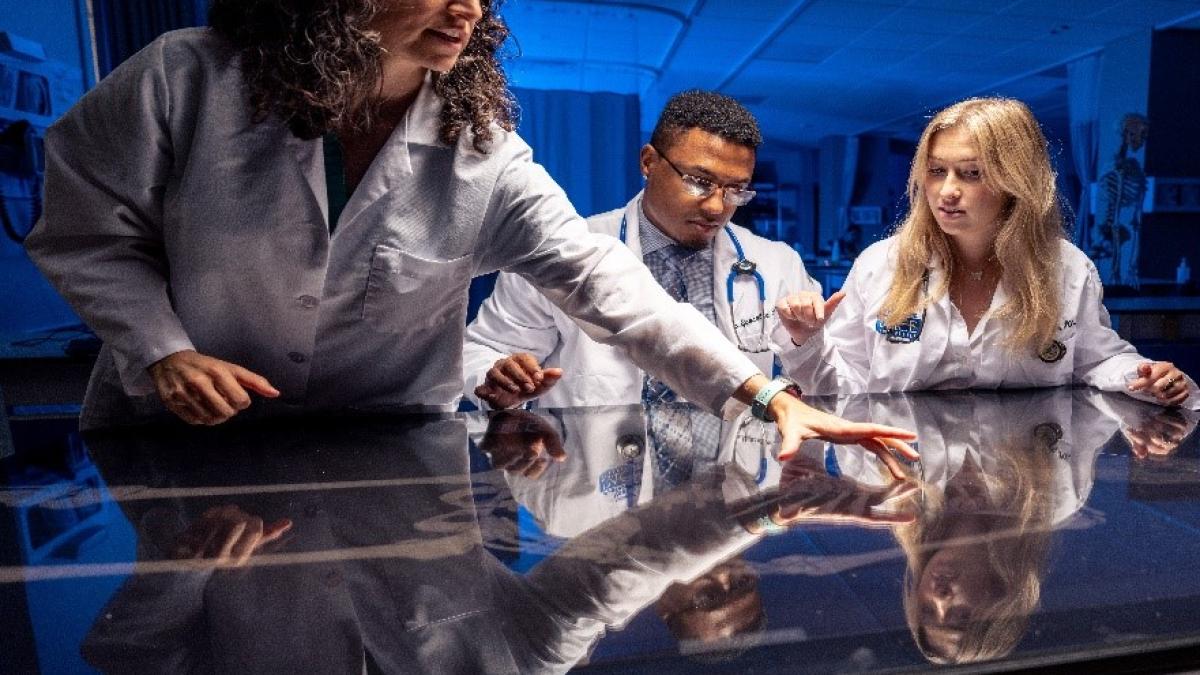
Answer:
[
  {"left": 656, "top": 556, "right": 765, "bottom": 645},
  {"left": 463, "top": 90, "right": 819, "bottom": 410}
]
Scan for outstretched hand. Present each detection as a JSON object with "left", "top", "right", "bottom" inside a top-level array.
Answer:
[
  {"left": 768, "top": 392, "right": 918, "bottom": 480},
  {"left": 776, "top": 458, "right": 919, "bottom": 527},
  {"left": 171, "top": 505, "right": 292, "bottom": 567},
  {"left": 474, "top": 352, "right": 563, "bottom": 409}
]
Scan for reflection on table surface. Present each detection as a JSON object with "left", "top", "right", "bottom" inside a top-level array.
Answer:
[{"left": 3, "top": 387, "right": 1200, "bottom": 673}]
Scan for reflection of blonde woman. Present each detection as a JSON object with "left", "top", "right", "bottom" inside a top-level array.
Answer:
[
  {"left": 896, "top": 431, "right": 1056, "bottom": 663},
  {"left": 776, "top": 98, "right": 1194, "bottom": 408}
]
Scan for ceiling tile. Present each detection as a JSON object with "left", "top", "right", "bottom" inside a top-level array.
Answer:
[
  {"left": 873, "top": 6, "right": 991, "bottom": 34},
  {"left": 789, "top": 0, "right": 906, "bottom": 28},
  {"left": 1090, "top": 0, "right": 1200, "bottom": 27}
]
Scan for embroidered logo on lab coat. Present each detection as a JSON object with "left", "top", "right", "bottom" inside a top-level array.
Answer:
[
  {"left": 599, "top": 462, "right": 640, "bottom": 502},
  {"left": 1037, "top": 340, "right": 1066, "bottom": 363},
  {"left": 875, "top": 315, "right": 924, "bottom": 344}
]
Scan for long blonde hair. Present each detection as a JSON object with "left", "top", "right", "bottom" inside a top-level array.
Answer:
[
  {"left": 882, "top": 98, "right": 1067, "bottom": 353},
  {"left": 896, "top": 426, "right": 1057, "bottom": 664}
]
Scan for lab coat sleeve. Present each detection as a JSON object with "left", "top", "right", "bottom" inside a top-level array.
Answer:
[
  {"left": 477, "top": 153, "right": 760, "bottom": 416},
  {"left": 768, "top": 244, "right": 825, "bottom": 383},
  {"left": 462, "top": 271, "right": 562, "bottom": 409},
  {"left": 508, "top": 468, "right": 759, "bottom": 672},
  {"left": 773, "top": 258, "right": 873, "bottom": 395},
  {"left": 24, "top": 35, "right": 193, "bottom": 396},
  {"left": 1071, "top": 261, "right": 1199, "bottom": 410}
]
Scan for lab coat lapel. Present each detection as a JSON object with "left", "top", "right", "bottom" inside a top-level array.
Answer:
[
  {"left": 712, "top": 228, "right": 738, "bottom": 344},
  {"left": 620, "top": 194, "right": 644, "bottom": 259},
  {"left": 283, "top": 131, "right": 330, "bottom": 237},
  {"left": 908, "top": 260, "right": 951, "bottom": 388},
  {"left": 335, "top": 73, "right": 442, "bottom": 233}
]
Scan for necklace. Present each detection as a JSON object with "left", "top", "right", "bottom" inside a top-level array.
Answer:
[{"left": 959, "top": 255, "right": 998, "bottom": 283}]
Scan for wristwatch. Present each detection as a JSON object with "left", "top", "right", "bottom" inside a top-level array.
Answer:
[
  {"left": 753, "top": 513, "right": 788, "bottom": 535},
  {"left": 751, "top": 377, "right": 801, "bottom": 422}
]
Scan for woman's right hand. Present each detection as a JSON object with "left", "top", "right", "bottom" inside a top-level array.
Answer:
[
  {"left": 172, "top": 505, "right": 292, "bottom": 566},
  {"left": 148, "top": 350, "right": 280, "bottom": 425},
  {"left": 776, "top": 290, "right": 845, "bottom": 347}
]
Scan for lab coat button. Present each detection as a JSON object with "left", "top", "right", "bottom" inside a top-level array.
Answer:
[
  {"left": 298, "top": 295, "right": 319, "bottom": 309},
  {"left": 287, "top": 351, "right": 307, "bottom": 364}
]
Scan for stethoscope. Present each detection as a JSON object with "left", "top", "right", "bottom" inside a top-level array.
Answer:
[{"left": 618, "top": 214, "right": 766, "bottom": 307}]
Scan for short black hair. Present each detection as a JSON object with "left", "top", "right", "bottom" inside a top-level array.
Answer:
[{"left": 650, "top": 90, "right": 762, "bottom": 152}]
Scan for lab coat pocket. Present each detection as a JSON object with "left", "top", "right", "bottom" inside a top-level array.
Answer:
[{"left": 362, "top": 245, "right": 473, "bottom": 332}]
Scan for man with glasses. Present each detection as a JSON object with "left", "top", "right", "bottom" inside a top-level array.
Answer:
[{"left": 463, "top": 90, "right": 820, "bottom": 411}]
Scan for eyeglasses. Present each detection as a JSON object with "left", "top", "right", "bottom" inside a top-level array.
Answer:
[
  {"left": 688, "top": 573, "right": 758, "bottom": 611},
  {"left": 651, "top": 144, "right": 757, "bottom": 207}
]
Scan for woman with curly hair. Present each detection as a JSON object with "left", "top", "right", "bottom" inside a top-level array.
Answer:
[
  {"left": 24, "top": 1, "right": 916, "bottom": 463},
  {"left": 773, "top": 97, "right": 1194, "bottom": 409}
]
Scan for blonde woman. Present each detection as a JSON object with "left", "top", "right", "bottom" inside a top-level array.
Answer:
[{"left": 775, "top": 98, "right": 1194, "bottom": 408}]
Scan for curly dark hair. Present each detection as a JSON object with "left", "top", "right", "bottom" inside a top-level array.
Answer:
[
  {"left": 208, "top": 0, "right": 516, "bottom": 151},
  {"left": 649, "top": 90, "right": 762, "bottom": 152}
]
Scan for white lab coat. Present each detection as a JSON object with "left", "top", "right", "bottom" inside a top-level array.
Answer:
[
  {"left": 80, "top": 414, "right": 763, "bottom": 675},
  {"left": 488, "top": 405, "right": 784, "bottom": 539},
  {"left": 779, "top": 236, "right": 1198, "bottom": 409},
  {"left": 825, "top": 389, "right": 1134, "bottom": 526},
  {"left": 463, "top": 193, "right": 818, "bottom": 408},
  {"left": 24, "top": 29, "right": 758, "bottom": 429}
]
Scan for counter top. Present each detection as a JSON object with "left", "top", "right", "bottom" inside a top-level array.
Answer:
[{"left": 3, "top": 387, "right": 1200, "bottom": 673}]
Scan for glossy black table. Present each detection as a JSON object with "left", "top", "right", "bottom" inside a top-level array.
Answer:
[{"left": 2, "top": 388, "right": 1200, "bottom": 674}]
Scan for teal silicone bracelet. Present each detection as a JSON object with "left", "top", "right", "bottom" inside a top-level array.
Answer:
[
  {"left": 752, "top": 378, "right": 795, "bottom": 422},
  {"left": 755, "top": 514, "right": 787, "bottom": 535}
]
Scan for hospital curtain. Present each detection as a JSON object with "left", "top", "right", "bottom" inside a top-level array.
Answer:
[
  {"left": 511, "top": 87, "right": 642, "bottom": 219},
  {"left": 90, "top": 0, "right": 207, "bottom": 78},
  {"left": 1067, "top": 54, "right": 1102, "bottom": 251}
]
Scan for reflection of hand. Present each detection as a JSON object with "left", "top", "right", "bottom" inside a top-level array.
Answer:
[
  {"left": 772, "top": 459, "right": 919, "bottom": 528},
  {"left": 766, "top": 391, "right": 918, "bottom": 479},
  {"left": 171, "top": 505, "right": 292, "bottom": 566},
  {"left": 480, "top": 409, "right": 565, "bottom": 479},
  {"left": 776, "top": 290, "right": 845, "bottom": 347},
  {"left": 474, "top": 353, "right": 563, "bottom": 409},
  {"left": 149, "top": 350, "right": 280, "bottom": 425},
  {"left": 1124, "top": 407, "right": 1195, "bottom": 459},
  {"left": 1127, "top": 361, "right": 1191, "bottom": 407}
]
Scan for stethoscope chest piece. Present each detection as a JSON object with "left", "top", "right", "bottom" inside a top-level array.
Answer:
[
  {"left": 732, "top": 258, "right": 757, "bottom": 276},
  {"left": 616, "top": 434, "right": 644, "bottom": 460}
]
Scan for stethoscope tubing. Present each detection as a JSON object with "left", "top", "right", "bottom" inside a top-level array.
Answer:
[{"left": 619, "top": 214, "right": 766, "bottom": 304}]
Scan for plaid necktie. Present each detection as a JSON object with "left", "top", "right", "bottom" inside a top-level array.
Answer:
[{"left": 641, "top": 243, "right": 721, "bottom": 490}]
